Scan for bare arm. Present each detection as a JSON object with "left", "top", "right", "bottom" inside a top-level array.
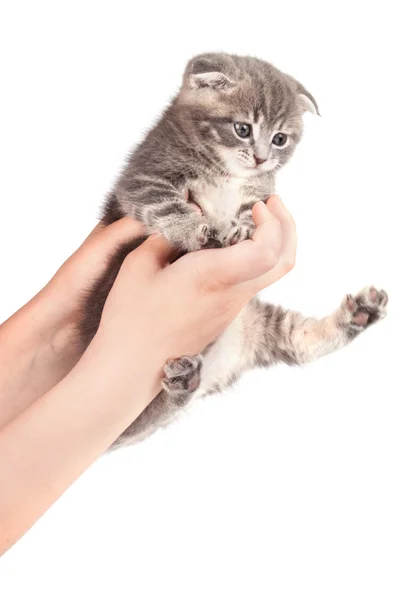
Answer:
[
  {"left": 0, "top": 218, "right": 146, "bottom": 430},
  {"left": 0, "top": 197, "right": 296, "bottom": 555}
]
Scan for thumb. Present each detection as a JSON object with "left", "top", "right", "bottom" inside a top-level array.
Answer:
[{"left": 263, "top": 195, "right": 296, "bottom": 238}]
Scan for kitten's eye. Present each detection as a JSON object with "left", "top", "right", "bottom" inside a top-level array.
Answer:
[
  {"left": 234, "top": 122, "right": 252, "bottom": 138},
  {"left": 272, "top": 132, "right": 288, "bottom": 147}
]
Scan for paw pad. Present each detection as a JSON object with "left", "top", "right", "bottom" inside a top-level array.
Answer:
[
  {"left": 162, "top": 355, "right": 202, "bottom": 396},
  {"left": 343, "top": 286, "right": 388, "bottom": 335}
]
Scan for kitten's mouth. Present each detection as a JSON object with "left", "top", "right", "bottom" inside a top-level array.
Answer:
[{"left": 255, "top": 158, "right": 279, "bottom": 172}]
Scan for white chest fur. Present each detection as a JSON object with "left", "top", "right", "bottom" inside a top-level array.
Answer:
[
  {"left": 189, "top": 177, "right": 247, "bottom": 222},
  {"left": 194, "top": 309, "right": 248, "bottom": 399}
]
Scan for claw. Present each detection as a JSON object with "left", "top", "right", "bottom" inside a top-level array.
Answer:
[{"left": 198, "top": 224, "right": 209, "bottom": 246}]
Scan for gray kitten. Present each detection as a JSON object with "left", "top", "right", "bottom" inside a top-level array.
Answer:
[{"left": 80, "top": 53, "right": 388, "bottom": 447}]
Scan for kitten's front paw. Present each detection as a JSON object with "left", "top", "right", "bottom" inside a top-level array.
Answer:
[
  {"left": 224, "top": 221, "right": 255, "bottom": 246},
  {"left": 162, "top": 355, "right": 202, "bottom": 400},
  {"left": 180, "top": 221, "right": 213, "bottom": 251},
  {"left": 196, "top": 223, "right": 210, "bottom": 247},
  {"left": 187, "top": 219, "right": 255, "bottom": 250},
  {"left": 339, "top": 286, "right": 388, "bottom": 337}
]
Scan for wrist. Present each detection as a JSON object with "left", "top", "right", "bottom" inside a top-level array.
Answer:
[
  {"left": 6, "top": 292, "right": 77, "bottom": 365},
  {"left": 0, "top": 286, "right": 80, "bottom": 429},
  {"left": 90, "top": 324, "right": 166, "bottom": 378},
  {"left": 74, "top": 331, "right": 164, "bottom": 419}
]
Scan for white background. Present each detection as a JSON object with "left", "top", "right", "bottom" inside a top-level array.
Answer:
[{"left": 0, "top": 2, "right": 399, "bottom": 598}]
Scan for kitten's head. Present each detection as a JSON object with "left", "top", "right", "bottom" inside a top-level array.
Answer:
[{"left": 179, "top": 53, "right": 318, "bottom": 177}]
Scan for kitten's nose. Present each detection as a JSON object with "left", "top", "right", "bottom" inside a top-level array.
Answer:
[{"left": 254, "top": 156, "right": 267, "bottom": 166}]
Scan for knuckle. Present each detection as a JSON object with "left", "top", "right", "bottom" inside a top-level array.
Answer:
[
  {"left": 191, "top": 264, "right": 217, "bottom": 294},
  {"left": 192, "top": 258, "right": 227, "bottom": 294}
]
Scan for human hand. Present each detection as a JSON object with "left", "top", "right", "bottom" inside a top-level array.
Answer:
[
  {"left": 0, "top": 195, "right": 295, "bottom": 428},
  {"left": 92, "top": 195, "right": 296, "bottom": 368}
]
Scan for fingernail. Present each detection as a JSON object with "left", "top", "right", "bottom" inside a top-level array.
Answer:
[
  {"left": 267, "top": 194, "right": 281, "bottom": 204},
  {"left": 256, "top": 200, "right": 269, "bottom": 214}
]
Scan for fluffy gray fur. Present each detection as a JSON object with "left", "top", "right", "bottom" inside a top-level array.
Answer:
[{"left": 79, "top": 53, "right": 388, "bottom": 447}]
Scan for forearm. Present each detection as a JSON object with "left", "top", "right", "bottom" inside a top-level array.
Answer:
[
  {"left": 0, "top": 196, "right": 295, "bottom": 555},
  {"left": 0, "top": 335, "right": 162, "bottom": 555},
  {"left": 0, "top": 285, "right": 80, "bottom": 430},
  {"left": 0, "top": 218, "right": 147, "bottom": 429}
]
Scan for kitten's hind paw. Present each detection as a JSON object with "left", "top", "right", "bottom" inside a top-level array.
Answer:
[
  {"left": 162, "top": 355, "right": 202, "bottom": 398},
  {"left": 339, "top": 286, "right": 388, "bottom": 338}
]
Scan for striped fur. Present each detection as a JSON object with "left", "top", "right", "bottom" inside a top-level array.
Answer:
[
  {"left": 77, "top": 53, "right": 387, "bottom": 447},
  {"left": 114, "top": 288, "right": 388, "bottom": 447}
]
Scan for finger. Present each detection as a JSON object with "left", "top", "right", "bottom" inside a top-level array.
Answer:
[
  {"left": 262, "top": 195, "right": 297, "bottom": 278},
  {"left": 242, "top": 203, "right": 297, "bottom": 296},
  {"left": 90, "top": 217, "right": 144, "bottom": 246},
  {"left": 78, "top": 217, "right": 145, "bottom": 255},
  {"left": 181, "top": 211, "right": 283, "bottom": 290},
  {"left": 252, "top": 198, "right": 278, "bottom": 228},
  {"left": 57, "top": 217, "right": 146, "bottom": 285},
  {"left": 265, "top": 195, "right": 296, "bottom": 239},
  {"left": 84, "top": 221, "right": 106, "bottom": 241},
  {"left": 242, "top": 245, "right": 296, "bottom": 297},
  {"left": 251, "top": 200, "right": 285, "bottom": 254},
  {"left": 130, "top": 234, "right": 176, "bottom": 271}
]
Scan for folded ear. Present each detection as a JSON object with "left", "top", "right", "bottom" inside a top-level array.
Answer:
[
  {"left": 184, "top": 53, "right": 237, "bottom": 91},
  {"left": 189, "top": 71, "right": 235, "bottom": 90},
  {"left": 285, "top": 73, "right": 319, "bottom": 115},
  {"left": 298, "top": 88, "right": 319, "bottom": 115}
]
